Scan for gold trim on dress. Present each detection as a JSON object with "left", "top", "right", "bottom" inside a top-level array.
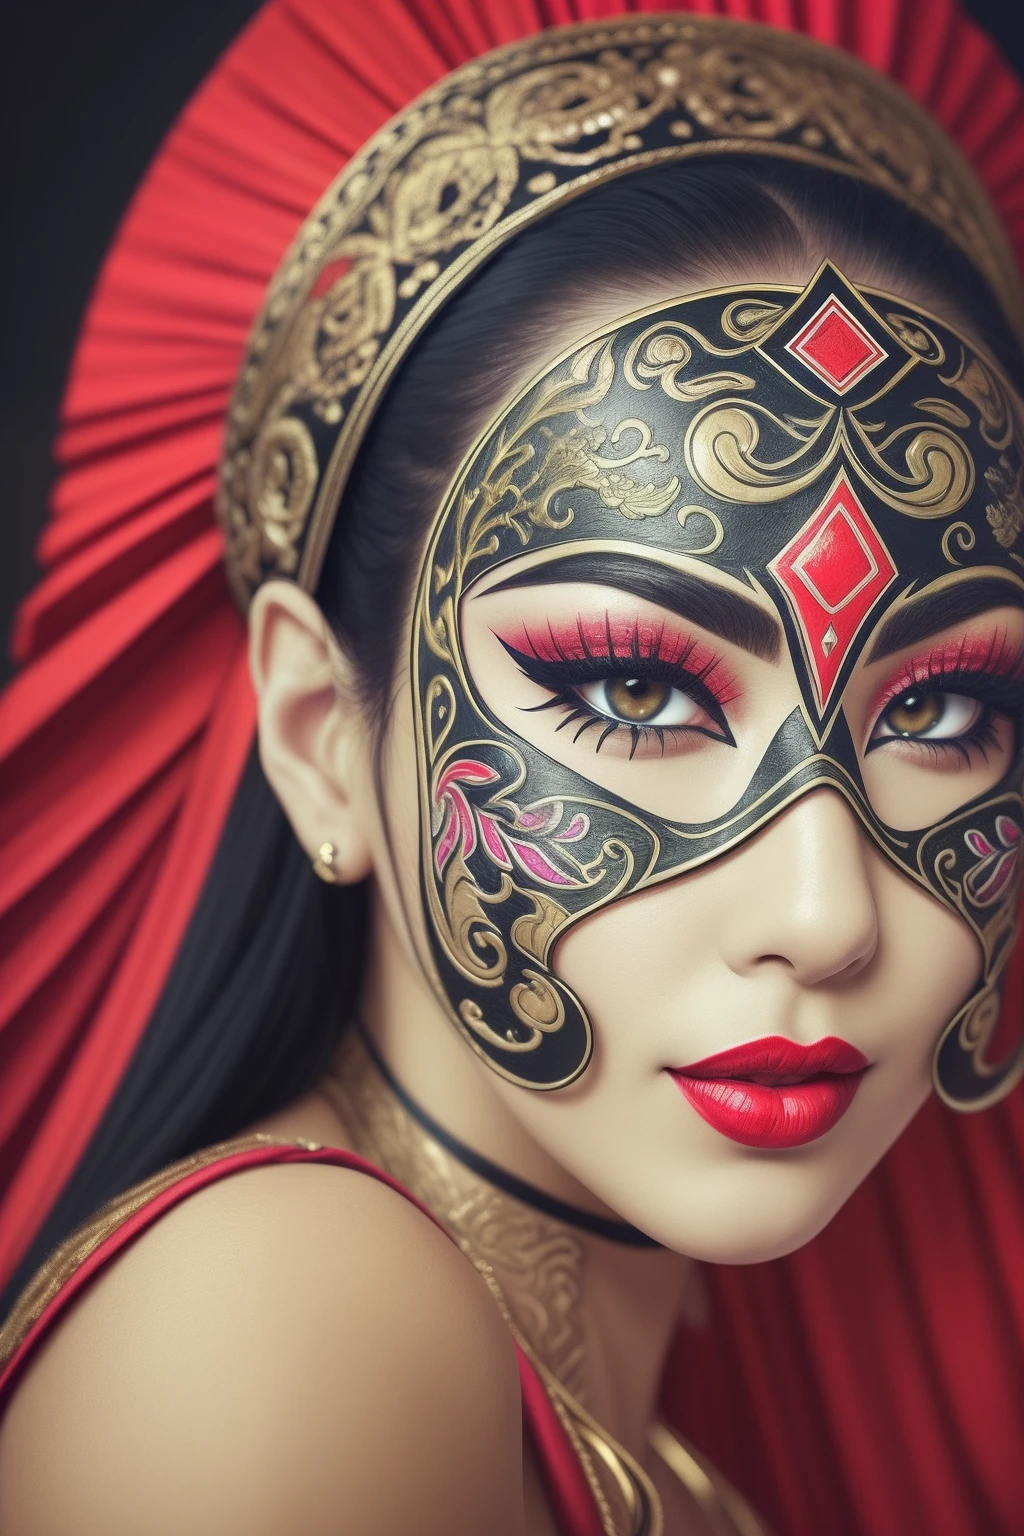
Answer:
[
  {"left": 323, "top": 1030, "right": 770, "bottom": 1536},
  {"left": 648, "top": 1421, "right": 771, "bottom": 1536},
  {"left": 0, "top": 1085, "right": 768, "bottom": 1536},
  {"left": 0, "top": 1133, "right": 320, "bottom": 1369}
]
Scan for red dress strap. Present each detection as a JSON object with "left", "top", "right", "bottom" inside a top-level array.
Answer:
[{"left": 0, "top": 1135, "right": 604, "bottom": 1536}]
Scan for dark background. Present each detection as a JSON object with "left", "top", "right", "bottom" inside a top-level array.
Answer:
[{"left": 3, "top": 1, "right": 1024, "bottom": 683}]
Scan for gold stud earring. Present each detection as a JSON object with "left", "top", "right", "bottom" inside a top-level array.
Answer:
[{"left": 312, "top": 841, "right": 339, "bottom": 883}]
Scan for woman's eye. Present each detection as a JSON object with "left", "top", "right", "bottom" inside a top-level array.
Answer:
[
  {"left": 872, "top": 689, "right": 982, "bottom": 742},
  {"left": 579, "top": 676, "right": 707, "bottom": 728}
]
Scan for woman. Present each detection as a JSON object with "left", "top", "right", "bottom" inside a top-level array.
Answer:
[{"left": 0, "top": 5, "right": 1022, "bottom": 1534}]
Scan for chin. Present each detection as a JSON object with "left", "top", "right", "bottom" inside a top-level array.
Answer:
[{"left": 620, "top": 1157, "right": 868, "bottom": 1265}]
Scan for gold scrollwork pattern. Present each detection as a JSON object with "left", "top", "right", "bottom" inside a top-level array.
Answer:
[
  {"left": 215, "top": 13, "right": 1024, "bottom": 609},
  {"left": 686, "top": 401, "right": 974, "bottom": 518},
  {"left": 433, "top": 851, "right": 511, "bottom": 988},
  {"left": 941, "top": 520, "right": 977, "bottom": 565},
  {"left": 676, "top": 504, "right": 725, "bottom": 553},
  {"left": 443, "top": 334, "right": 690, "bottom": 589},
  {"left": 941, "top": 351, "right": 1016, "bottom": 450},
  {"left": 935, "top": 976, "right": 1024, "bottom": 1111},
  {"left": 720, "top": 298, "right": 786, "bottom": 342},
  {"left": 984, "top": 453, "right": 1024, "bottom": 550},
  {"left": 887, "top": 312, "right": 945, "bottom": 364},
  {"left": 433, "top": 275, "right": 995, "bottom": 588}
]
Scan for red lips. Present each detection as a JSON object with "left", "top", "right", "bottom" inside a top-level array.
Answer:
[{"left": 668, "top": 1035, "right": 870, "bottom": 1149}]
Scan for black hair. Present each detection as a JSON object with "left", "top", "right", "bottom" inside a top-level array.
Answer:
[{"left": 6, "top": 156, "right": 1020, "bottom": 1310}]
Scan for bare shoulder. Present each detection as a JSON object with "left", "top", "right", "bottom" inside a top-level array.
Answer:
[{"left": 0, "top": 1163, "right": 523, "bottom": 1536}]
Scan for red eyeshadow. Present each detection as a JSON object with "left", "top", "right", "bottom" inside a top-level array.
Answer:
[
  {"left": 495, "top": 614, "right": 739, "bottom": 706},
  {"left": 869, "top": 632, "right": 1024, "bottom": 717}
]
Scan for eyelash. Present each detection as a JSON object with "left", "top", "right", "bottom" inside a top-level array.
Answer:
[
  {"left": 498, "top": 619, "right": 736, "bottom": 758},
  {"left": 869, "top": 635, "right": 1024, "bottom": 765},
  {"left": 496, "top": 621, "right": 1024, "bottom": 767}
]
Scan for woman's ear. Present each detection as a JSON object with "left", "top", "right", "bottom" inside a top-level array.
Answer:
[{"left": 248, "top": 580, "right": 374, "bottom": 884}]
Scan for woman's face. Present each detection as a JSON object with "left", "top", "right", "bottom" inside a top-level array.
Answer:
[
  {"left": 256, "top": 270, "right": 1024, "bottom": 1264},
  {"left": 381, "top": 273, "right": 1024, "bottom": 1263},
  {"left": 448, "top": 556, "right": 1018, "bottom": 1260}
]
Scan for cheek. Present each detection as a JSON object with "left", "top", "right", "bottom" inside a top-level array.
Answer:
[
  {"left": 550, "top": 843, "right": 984, "bottom": 1067},
  {"left": 483, "top": 854, "right": 984, "bottom": 1262},
  {"left": 863, "top": 867, "right": 982, "bottom": 1073},
  {"left": 553, "top": 877, "right": 722, "bottom": 1063}
]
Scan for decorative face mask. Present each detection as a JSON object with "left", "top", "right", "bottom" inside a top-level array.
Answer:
[{"left": 413, "top": 262, "right": 1024, "bottom": 1109}]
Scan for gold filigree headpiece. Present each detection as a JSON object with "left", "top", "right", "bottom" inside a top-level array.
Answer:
[{"left": 216, "top": 12, "right": 1024, "bottom": 612}]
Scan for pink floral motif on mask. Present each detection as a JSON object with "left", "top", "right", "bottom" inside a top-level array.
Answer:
[
  {"left": 432, "top": 759, "right": 584, "bottom": 888},
  {"left": 963, "top": 816, "right": 1022, "bottom": 907},
  {"left": 553, "top": 812, "right": 590, "bottom": 842}
]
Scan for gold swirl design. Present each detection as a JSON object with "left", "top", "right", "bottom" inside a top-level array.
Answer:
[
  {"left": 486, "top": 54, "right": 668, "bottom": 165},
  {"left": 686, "top": 400, "right": 973, "bottom": 518},
  {"left": 934, "top": 977, "right": 1024, "bottom": 1112},
  {"left": 932, "top": 845, "right": 961, "bottom": 908},
  {"left": 850, "top": 421, "right": 973, "bottom": 516},
  {"left": 424, "top": 594, "right": 458, "bottom": 666},
  {"left": 941, "top": 520, "right": 977, "bottom": 565},
  {"left": 425, "top": 674, "right": 457, "bottom": 757},
  {"left": 686, "top": 401, "right": 838, "bottom": 502},
  {"left": 676, "top": 504, "right": 725, "bottom": 554},
  {"left": 914, "top": 397, "right": 971, "bottom": 429},
  {"left": 670, "top": 36, "right": 809, "bottom": 143},
  {"left": 941, "top": 352, "right": 1014, "bottom": 449},
  {"left": 459, "top": 996, "right": 544, "bottom": 1053},
  {"left": 387, "top": 140, "right": 520, "bottom": 261},
  {"left": 578, "top": 837, "right": 637, "bottom": 902},
  {"left": 886, "top": 312, "right": 945, "bottom": 364},
  {"left": 293, "top": 237, "right": 398, "bottom": 424},
  {"left": 720, "top": 298, "right": 784, "bottom": 342},
  {"left": 511, "top": 893, "right": 571, "bottom": 963},
  {"left": 985, "top": 454, "right": 1024, "bottom": 550},
  {"left": 623, "top": 324, "right": 692, "bottom": 390},
  {"left": 247, "top": 417, "right": 319, "bottom": 578},
  {"left": 590, "top": 418, "right": 669, "bottom": 468},
  {"left": 431, "top": 849, "right": 511, "bottom": 988},
  {"left": 450, "top": 337, "right": 627, "bottom": 577},
  {"left": 509, "top": 968, "right": 568, "bottom": 1037},
  {"left": 623, "top": 320, "right": 760, "bottom": 397},
  {"left": 959, "top": 986, "right": 1002, "bottom": 1050},
  {"left": 921, "top": 797, "right": 1024, "bottom": 977}
]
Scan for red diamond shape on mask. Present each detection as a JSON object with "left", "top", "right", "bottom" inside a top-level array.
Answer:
[
  {"left": 785, "top": 297, "right": 887, "bottom": 394},
  {"left": 768, "top": 474, "right": 898, "bottom": 711}
]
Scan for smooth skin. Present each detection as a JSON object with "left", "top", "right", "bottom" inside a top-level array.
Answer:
[{"left": 0, "top": 262, "right": 1012, "bottom": 1534}]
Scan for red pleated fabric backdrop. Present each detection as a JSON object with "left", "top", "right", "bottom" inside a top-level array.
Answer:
[{"left": 1, "top": 3, "right": 1023, "bottom": 1532}]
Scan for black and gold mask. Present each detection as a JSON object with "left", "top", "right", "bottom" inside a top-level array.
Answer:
[{"left": 413, "top": 263, "right": 1024, "bottom": 1108}]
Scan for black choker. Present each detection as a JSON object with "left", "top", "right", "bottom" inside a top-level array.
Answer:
[{"left": 356, "top": 1025, "right": 661, "bottom": 1249}]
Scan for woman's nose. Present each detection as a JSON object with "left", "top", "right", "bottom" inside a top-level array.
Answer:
[{"left": 719, "top": 788, "right": 879, "bottom": 986}]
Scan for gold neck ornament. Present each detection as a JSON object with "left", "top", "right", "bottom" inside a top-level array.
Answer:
[
  {"left": 215, "top": 12, "right": 1024, "bottom": 614},
  {"left": 322, "top": 1029, "right": 767, "bottom": 1536}
]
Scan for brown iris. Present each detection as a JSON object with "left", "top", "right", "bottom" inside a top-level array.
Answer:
[
  {"left": 883, "top": 690, "right": 943, "bottom": 737},
  {"left": 604, "top": 676, "right": 670, "bottom": 722}
]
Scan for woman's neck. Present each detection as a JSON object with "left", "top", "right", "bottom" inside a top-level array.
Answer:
[{"left": 319, "top": 1027, "right": 694, "bottom": 1459}]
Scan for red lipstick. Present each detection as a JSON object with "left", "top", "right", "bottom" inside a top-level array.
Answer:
[{"left": 668, "top": 1036, "right": 870, "bottom": 1149}]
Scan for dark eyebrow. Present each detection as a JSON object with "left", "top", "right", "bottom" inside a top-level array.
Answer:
[
  {"left": 482, "top": 551, "right": 781, "bottom": 662},
  {"left": 868, "top": 577, "right": 1024, "bottom": 661}
]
